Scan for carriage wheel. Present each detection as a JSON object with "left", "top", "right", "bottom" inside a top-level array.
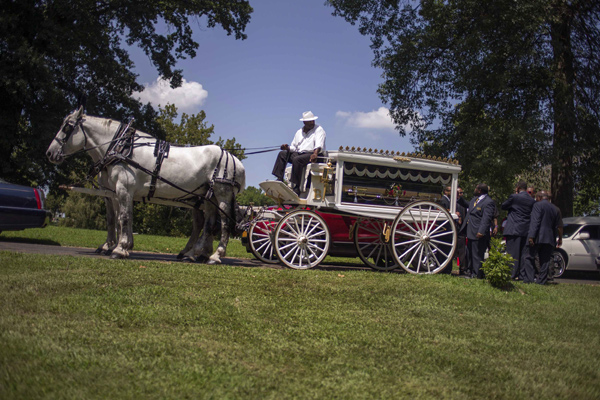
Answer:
[
  {"left": 274, "top": 210, "right": 330, "bottom": 270},
  {"left": 391, "top": 201, "right": 457, "bottom": 274},
  {"left": 248, "top": 219, "right": 280, "bottom": 264},
  {"left": 353, "top": 218, "right": 399, "bottom": 271}
]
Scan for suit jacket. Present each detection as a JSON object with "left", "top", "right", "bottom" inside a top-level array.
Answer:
[
  {"left": 501, "top": 191, "right": 535, "bottom": 237},
  {"left": 466, "top": 195, "right": 496, "bottom": 240},
  {"left": 528, "top": 200, "right": 561, "bottom": 245},
  {"left": 441, "top": 195, "right": 451, "bottom": 211},
  {"left": 457, "top": 196, "right": 469, "bottom": 210}
]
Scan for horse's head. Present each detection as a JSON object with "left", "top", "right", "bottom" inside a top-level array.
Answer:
[{"left": 46, "top": 106, "right": 86, "bottom": 164}]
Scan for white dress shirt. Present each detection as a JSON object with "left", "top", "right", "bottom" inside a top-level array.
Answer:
[{"left": 290, "top": 125, "right": 326, "bottom": 153}]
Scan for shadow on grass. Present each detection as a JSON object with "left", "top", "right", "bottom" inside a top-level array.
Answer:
[{"left": 0, "top": 236, "right": 60, "bottom": 246}]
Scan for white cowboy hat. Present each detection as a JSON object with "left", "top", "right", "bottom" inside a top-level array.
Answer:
[{"left": 299, "top": 111, "right": 318, "bottom": 121}]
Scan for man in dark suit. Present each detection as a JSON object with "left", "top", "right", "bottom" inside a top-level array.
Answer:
[
  {"left": 501, "top": 181, "right": 535, "bottom": 280},
  {"left": 441, "top": 186, "right": 452, "bottom": 210},
  {"left": 526, "top": 191, "right": 563, "bottom": 285},
  {"left": 438, "top": 186, "right": 454, "bottom": 274},
  {"left": 442, "top": 186, "right": 468, "bottom": 275},
  {"left": 465, "top": 183, "right": 496, "bottom": 278}
]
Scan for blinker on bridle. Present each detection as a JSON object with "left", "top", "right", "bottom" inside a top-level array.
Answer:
[{"left": 55, "top": 115, "right": 87, "bottom": 156}]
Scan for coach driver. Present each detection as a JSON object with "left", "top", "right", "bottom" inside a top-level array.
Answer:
[{"left": 271, "top": 111, "right": 326, "bottom": 195}]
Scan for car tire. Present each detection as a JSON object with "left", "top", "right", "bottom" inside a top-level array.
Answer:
[{"left": 552, "top": 250, "right": 568, "bottom": 278}]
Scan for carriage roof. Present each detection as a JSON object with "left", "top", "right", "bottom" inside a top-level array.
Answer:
[
  {"left": 330, "top": 146, "right": 461, "bottom": 173},
  {"left": 260, "top": 147, "right": 461, "bottom": 220}
]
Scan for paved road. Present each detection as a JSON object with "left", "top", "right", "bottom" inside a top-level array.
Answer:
[
  {"left": 1, "top": 240, "right": 599, "bottom": 284},
  {"left": 0, "top": 240, "right": 370, "bottom": 273}
]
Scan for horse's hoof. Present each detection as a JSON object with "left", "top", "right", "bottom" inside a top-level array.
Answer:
[
  {"left": 181, "top": 256, "right": 196, "bottom": 263},
  {"left": 176, "top": 253, "right": 185, "bottom": 260},
  {"left": 110, "top": 249, "right": 128, "bottom": 259},
  {"left": 207, "top": 259, "right": 221, "bottom": 265},
  {"left": 102, "top": 249, "right": 113, "bottom": 256},
  {"left": 95, "top": 247, "right": 103, "bottom": 254}
]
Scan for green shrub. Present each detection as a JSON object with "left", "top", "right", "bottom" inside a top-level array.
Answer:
[{"left": 482, "top": 237, "right": 513, "bottom": 288}]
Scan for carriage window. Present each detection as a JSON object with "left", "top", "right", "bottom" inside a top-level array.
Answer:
[{"left": 340, "top": 162, "right": 451, "bottom": 207}]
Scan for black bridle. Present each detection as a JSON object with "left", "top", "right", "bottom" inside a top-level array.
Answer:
[{"left": 53, "top": 115, "right": 88, "bottom": 158}]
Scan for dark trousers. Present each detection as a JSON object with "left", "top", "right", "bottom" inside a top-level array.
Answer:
[
  {"left": 272, "top": 151, "right": 313, "bottom": 186},
  {"left": 467, "top": 237, "right": 489, "bottom": 278},
  {"left": 456, "top": 235, "right": 467, "bottom": 274},
  {"left": 505, "top": 235, "right": 528, "bottom": 279},
  {"left": 526, "top": 243, "right": 553, "bottom": 285}
]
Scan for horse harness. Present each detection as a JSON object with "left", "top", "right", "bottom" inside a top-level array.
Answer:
[{"left": 62, "top": 116, "right": 241, "bottom": 223}]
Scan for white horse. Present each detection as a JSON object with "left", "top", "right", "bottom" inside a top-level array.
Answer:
[{"left": 46, "top": 106, "right": 246, "bottom": 263}]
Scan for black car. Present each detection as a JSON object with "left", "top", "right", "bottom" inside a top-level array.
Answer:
[{"left": 0, "top": 178, "right": 51, "bottom": 232}]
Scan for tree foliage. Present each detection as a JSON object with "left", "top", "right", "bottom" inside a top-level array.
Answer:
[
  {"left": 157, "top": 104, "right": 245, "bottom": 160},
  {"left": 236, "top": 186, "right": 275, "bottom": 206},
  {"left": 0, "top": 0, "right": 252, "bottom": 187},
  {"left": 329, "top": 0, "right": 600, "bottom": 216},
  {"left": 59, "top": 192, "right": 106, "bottom": 230}
]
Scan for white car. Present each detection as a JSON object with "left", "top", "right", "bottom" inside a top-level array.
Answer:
[{"left": 553, "top": 217, "right": 600, "bottom": 277}]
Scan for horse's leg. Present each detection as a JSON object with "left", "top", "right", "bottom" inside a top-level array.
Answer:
[
  {"left": 111, "top": 178, "right": 134, "bottom": 259},
  {"left": 96, "top": 196, "right": 118, "bottom": 254},
  {"left": 184, "top": 202, "right": 216, "bottom": 263},
  {"left": 208, "top": 185, "right": 235, "bottom": 265},
  {"left": 177, "top": 207, "right": 205, "bottom": 259}
]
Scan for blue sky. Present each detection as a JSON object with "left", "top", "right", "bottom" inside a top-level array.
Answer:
[{"left": 130, "top": 0, "right": 413, "bottom": 188}]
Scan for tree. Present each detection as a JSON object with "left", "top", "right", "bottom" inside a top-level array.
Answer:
[
  {"left": 0, "top": 0, "right": 252, "bottom": 187},
  {"left": 329, "top": 0, "right": 600, "bottom": 216},
  {"left": 157, "top": 104, "right": 246, "bottom": 160},
  {"left": 236, "top": 186, "right": 275, "bottom": 206}
]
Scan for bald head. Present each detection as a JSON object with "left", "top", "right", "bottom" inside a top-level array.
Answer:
[{"left": 536, "top": 190, "right": 550, "bottom": 201}]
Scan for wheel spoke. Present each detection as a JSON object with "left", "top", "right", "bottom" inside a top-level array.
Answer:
[
  {"left": 255, "top": 239, "right": 271, "bottom": 253},
  {"left": 428, "top": 219, "right": 450, "bottom": 236},
  {"left": 404, "top": 242, "right": 422, "bottom": 270},
  {"left": 360, "top": 224, "right": 383, "bottom": 235},
  {"left": 425, "top": 208, "right": 442, "bottom": 234},
  {"left": 286, "top": 246, "right": 300, "bottom": 262},
  {"left": 307, "top": 230, "right": 327, "bottom": 239},
  {"left": 416, "top": 245, "right": 426, "bottom": 273},
  {"left": 429, "top": 241, "right": 450, "bottom": 260},
  {"left": 394, "top": 229, "right": 420, "bottom": 239},
  {"left": 394, "top": 238, "right": 420, "bottom": 247},
  {"left": 253, "top": 232, "right": 271, "bottom": 238},
  {"left": 366, "top": 243, "right": 380, "bottom": 259},
  {"left": 397, "top": 219, "right": 420, "bottom": 236},
  {"left": 430, "top": 229, "right": 453, "bottom": 239},
  {"left": 305, "top": 218, "right": 320, "bottom": 237},
  {"left": 429, "top": 238, "right": 452, "bottom": 247},
  {"left": 374, "top": 244, "right": 383, "bottom": 264},
  {"left": 397, "top": 240, "right": 421, "bottom": 259},
  {"left": 279, "top": 241, "right": 298, "bottom": 251}
]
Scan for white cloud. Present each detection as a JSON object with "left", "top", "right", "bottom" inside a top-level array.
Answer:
[
  {"left": 336, "top": 107, "right": 396, "bottom": 130},
  {"left": 134, "top": 77, "right": 208, "bottom": 113}
]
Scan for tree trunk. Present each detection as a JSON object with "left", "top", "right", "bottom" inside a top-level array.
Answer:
[{"left": 550, "top": 6, "right": 575, "bottom": 217}]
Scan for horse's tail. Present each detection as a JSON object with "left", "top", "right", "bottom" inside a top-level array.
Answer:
[{"left": 229, "top": 189, "right": 239, "bottom": 236}]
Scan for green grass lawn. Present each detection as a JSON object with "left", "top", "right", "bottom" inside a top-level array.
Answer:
[{"left": 1, "top": 227, "right": 600, "bottom": 398}]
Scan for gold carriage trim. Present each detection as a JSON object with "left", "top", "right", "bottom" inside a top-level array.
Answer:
[{"left": 337, "top": 146, "right": 459, "bottom": 165}]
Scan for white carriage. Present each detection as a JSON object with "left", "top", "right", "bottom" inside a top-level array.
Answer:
[{"left": 245, "top": 147, "right": 462, "bottom": 273}]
